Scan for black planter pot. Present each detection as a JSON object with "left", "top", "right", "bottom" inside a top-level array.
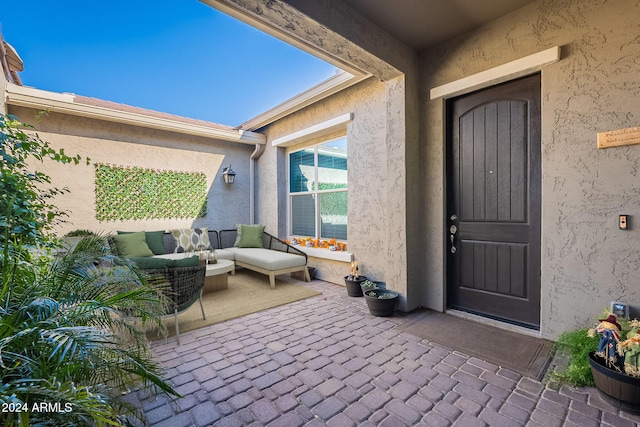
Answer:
[
  {"left": 344, "top": 276, "right": 367, "bottom": 297},
  {"left": 588, "top": 351, "right": 640, "bottom": 414},
  {"left": 364, "top": 289, "right": 399, "bottom": 317}
]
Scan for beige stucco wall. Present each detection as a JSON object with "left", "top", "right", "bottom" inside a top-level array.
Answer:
[
  {"left": 257, "top": 77, "right": 413, "bottom": 303},
  {"left": 10, "top": 106, "right": 254, "bottom": 237},
  {"left": 421, "top": 0, "right": 640, "bottom": 339}
]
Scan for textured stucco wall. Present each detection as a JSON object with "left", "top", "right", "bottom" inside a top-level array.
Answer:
[
  {"left": 421, "top": 0, "right": 640, "bottom": 339},
  {"left": 10, "top": 106, "right": 254, "bottom": 236},
  {"left": 258, "top": 77, "right": 413, "bottom": 301}
]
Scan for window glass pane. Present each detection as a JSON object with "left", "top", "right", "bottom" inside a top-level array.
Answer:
[
  {"left": 291, "top": 194, "right": 315, "bottom": 236},
  {"left": 318, "top": 138, "right": 347, "bottom": 191},
  {"left": 289, "top": 148, "right": 315, "bottom": 193},
  {"left": 320, "top": 191, "right": 347, "bottom": 240}
]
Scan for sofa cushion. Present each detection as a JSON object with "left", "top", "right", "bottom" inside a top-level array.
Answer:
[
  {"left": 171, "top": 255, "right": 200, "bottom": 267},
  {"left": 128, "top": 256, "right": 173, "bottom": 269},
  {"left": 215, "top": 249, "right": 235, "bottom": 261},
  {"left": 118, "top": 230, "right": 166, "bottom": 255},
  {"left": 228, "top": 248, "right": 305, "bottom": 270},
  {"left": 129, "top": 255, "right": 199, "bottom": 269},
  {"left": 171, "top": 228, "right": 211, "bottom": 253},
  {"left": 235, "top": 224, "right": 265, "bottom": 248},
  {"left": 113, "top": 231, "right": 154, "bottom": 257}
]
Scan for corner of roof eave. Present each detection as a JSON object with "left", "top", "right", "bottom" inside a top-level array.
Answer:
[
  {"left": 4, "top": 83, "right": 266, "bottom": 145},
  {"left": 238, "top": 71, "right": 370, "bottom": 132}
]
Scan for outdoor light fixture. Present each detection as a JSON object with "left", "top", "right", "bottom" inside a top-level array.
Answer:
[{"left": 222, "top": 165, "right": 236, "bottom": 184}]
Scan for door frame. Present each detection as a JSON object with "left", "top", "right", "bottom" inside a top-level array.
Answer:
[{"left": 443, "top": 73, "right": 542, "bottom": 329}]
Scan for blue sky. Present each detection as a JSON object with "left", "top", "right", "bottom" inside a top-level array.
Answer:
[{"left": 1, "top": 1, "right": 337, "bottom": 126}]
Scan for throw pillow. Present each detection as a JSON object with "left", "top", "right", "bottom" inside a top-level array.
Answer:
[
  {"left": 233, "top": 224, "right": 243, "bottom": 247},
  {"left": 112, "top": 231, "right": 154, "bottom": 257},
  {"left": 236, "top": 224, "right": 265, "bottom": 248},
  {"left": 171, "top": 228, "right": 210, "bottom": 253},
  {"left": 118, "top": 230, "right": 166, "bottom": 255},
  {"left": 144, "top": 230, "right": 166, "bottom": 255}
]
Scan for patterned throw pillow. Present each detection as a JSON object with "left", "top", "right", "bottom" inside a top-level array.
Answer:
[{"left": 171, "top": 228, "right": 211, "bottom": 253}]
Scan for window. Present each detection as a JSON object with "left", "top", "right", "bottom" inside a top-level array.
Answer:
[{"left": 289, "top": 137, "right": 347, "bottom": 241}]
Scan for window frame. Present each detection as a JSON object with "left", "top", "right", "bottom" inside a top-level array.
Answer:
[{"left": 287, "top": 136, "right": 348, "bottom": 243}]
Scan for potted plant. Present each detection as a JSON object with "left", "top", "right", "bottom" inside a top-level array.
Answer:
[
  {"left": 587, "top": 313, "right": 640, "bottom": 413},
  {"left": 360, "top": 279, "right": 386, "bottom": 294},
  {"left": 364, "top": 288, "right": 399, "bottom": 317},
  {"left": 344, "top": 261, "right": 367, "bottom": 297}
]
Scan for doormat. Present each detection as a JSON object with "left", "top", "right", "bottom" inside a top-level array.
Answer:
[{"left": 395, "top": 309, "right": 554, "bottom": 380}]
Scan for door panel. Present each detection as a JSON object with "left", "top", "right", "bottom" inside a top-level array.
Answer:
[{"left": 447, "top": 74, "right": 541, "bottom": 329}]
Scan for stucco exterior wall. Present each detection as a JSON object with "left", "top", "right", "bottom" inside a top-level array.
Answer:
[
  {"left": 257, "top": 78, "right": 412, "bottom": 300},
  {"left": 10, "top": 106, "right": 254, "bottom": 236},
  {"left": 421, "top": 0, "right": 640, "bottom": 339}
]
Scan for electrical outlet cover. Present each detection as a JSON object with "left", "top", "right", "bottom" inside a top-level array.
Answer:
[{"left": 611, "top": 301, "right": 629, "bottom": 318}]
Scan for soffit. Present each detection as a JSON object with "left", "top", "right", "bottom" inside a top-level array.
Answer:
[{"left": 341, "top": 0, "right": 536, "bottom": 53}]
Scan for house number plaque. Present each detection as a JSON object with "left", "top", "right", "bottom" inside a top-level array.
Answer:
[{"left": 597, "top": 126, "right": 640, "bottom": 149}]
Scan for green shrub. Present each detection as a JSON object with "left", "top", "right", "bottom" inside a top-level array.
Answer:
[
  {"left": 0, "top": 114, "right": 178, "bottom": 425},
  {"left": 550, "top": 328, "right": 599, "bottom": 386}
]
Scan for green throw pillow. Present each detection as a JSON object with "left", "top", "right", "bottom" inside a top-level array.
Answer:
[
  {"left": 236, "top": 224, "right": 265, "bottom": 248},
  {"left": 144, "top": 230, "right": 166, "bottom": 255},
  {"left": 113, "top": 231, "right": 154, "bottom": 257},
  {"left": 118, "top": 230, "right": 166, "bottom": 255}
]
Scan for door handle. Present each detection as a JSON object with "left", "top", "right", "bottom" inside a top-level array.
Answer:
[
  {"left": 449, "top": 224, "right": 457, "bottom": 254},
  {"left": 449, "top": 224, "right": 458, "bottom": 254}
]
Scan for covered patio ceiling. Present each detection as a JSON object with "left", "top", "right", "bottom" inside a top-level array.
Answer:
[{"left": 338, "top": 0, "right": 537, "bottom": 53}]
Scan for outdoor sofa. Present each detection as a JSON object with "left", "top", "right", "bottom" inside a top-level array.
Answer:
[
  {"left": 110, "top": 225, "right": 310, "bottom": 289},
  {"left": 218, "top": 225, "right": 310, "bottom": 289}
]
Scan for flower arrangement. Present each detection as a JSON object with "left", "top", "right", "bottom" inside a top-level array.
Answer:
[{"left": 291, "top": 237, "right": 347, "bottom": 251}]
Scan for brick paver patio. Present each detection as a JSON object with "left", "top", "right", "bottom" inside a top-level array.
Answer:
[{"left": 127, "top": 276, "right": 640, "bottom": 426}]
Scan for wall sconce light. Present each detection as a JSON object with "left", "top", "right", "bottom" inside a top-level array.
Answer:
[{"left": 222, "top": 165, "right": 236, "bottom": 184}]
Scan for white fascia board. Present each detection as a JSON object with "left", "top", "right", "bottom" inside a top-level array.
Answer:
[
  {"left": 240, "top": 71, "right": 369, "bottom": 131},
  {"left": 272, "top": 113, "right": 353, "bottom": 147},
  {"left": 5, "top": 84, "right": 266, "bottom": 145},
  {"left": 430, "top": 46, "right": 561, "bottom": 100}
]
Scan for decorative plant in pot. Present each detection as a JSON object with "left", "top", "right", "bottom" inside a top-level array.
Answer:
[
  {"left": 360, "top": 279, "right": 386, "bottom": 294},
  {"left": 364, "top": 286, "right": 400, "bottom": 317},
  {"left": 587, "top": 313, "right": 640, "bottom": 413},
  {"left": 344, "top": 261, "right": 367, "bottom": 297}
]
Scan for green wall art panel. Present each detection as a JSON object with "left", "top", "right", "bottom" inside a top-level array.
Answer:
[{"left": 95, "top": 164, "right": 207, "bottom": 221}]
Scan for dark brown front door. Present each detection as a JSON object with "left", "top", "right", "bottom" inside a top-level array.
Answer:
[{"left": 446, "top": 74, "right": 541, "bottom": 329}]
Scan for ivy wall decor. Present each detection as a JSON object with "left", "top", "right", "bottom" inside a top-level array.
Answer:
[{"left": 95, "top": 163, "right": 207, "bottom": 221}]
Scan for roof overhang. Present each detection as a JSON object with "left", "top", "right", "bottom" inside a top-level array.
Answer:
[
  {"left": 239, "top": 70, "right": 369, "bottom": 131},
  {"left": 5, "top": 83, "right": 266, "bottom": 145}
]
